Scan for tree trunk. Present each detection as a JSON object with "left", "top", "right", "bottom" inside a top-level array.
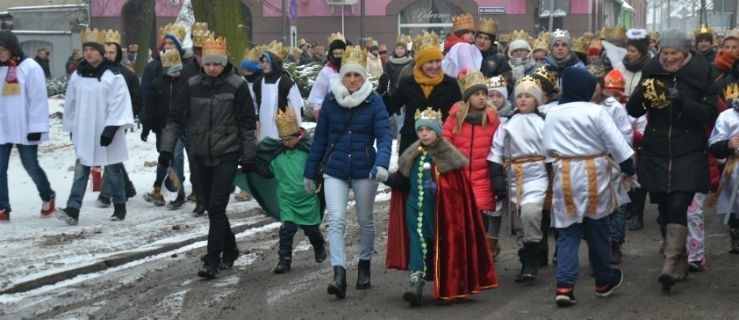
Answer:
[
  {"left": 134, "top": 0, "right": 156, "bottom": 75},
  {"left": 191, "top": 0, "right": 250, "bottom": 65}
]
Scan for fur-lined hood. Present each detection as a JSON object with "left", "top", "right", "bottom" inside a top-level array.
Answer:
[{"left": 398, "top": 138, "right": 469, "bottom": 176}]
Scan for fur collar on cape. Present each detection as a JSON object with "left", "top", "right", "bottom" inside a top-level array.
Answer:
[{"left": 398, "top": 138, "right": 469, "bottom": 176}]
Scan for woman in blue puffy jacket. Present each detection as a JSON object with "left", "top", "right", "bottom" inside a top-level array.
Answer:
[{"left": 304, "top": 45, "right": 393, "bottom": 300}]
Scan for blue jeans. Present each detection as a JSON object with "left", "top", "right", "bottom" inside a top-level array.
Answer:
[
  {"left": 0, "top": 143, "right": 54, "bottom": 211},
  {"left": 556, "top": 217, "right": 614, "bottom": 285},
  {"left": 323, "top": 176, "right": 378, "bottom": 268},
  {"left": 100, "top": 164, "right": 130, "bottom": 199},
  {"left": 155, "top": 132, "right": 185, "bottom": 197},
  {"left": 67, "top": 160, "right": 126, "bottom": 208},
  {"left": 609, "top": 204, "right": 627, "bottom": 244}
]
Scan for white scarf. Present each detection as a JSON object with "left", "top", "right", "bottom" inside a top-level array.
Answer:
[{"left": 331, "top": 79, "right": 373, "bottom": 109}]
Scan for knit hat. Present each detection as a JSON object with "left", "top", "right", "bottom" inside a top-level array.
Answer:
[
  {"left": 414, "top": 107, "right": 443, "bottom": 137},
  {"left": 658, "top": 28, "right": 692, "bottom": 55},
  {"left": 240, "top": 47, "right": 260, "bottom": 72},
  {"left": 164, "top": 34, "right": 183, "bottom": 53},
  {"left": 339, "top": 45, "right": 368, "bottom": 79},
  {"left": 507, "top": 39, "right": 531, "bottom": 57},
  {"left": 550, "top": 29, "right": 571, "bottom": 51},
  {"left": 626, "top": 29, "right": 650, "bottom": 57},
  {"left": 514, "top": 76, "right": 543, "bottom": 105},
  {"left": 458, "top": 69, "right": 487, "bottom": 102},
  {"left": 487, "top": 75, "right": 508, "bottom": 98},
  {"left": 559, "top": 66, "right": 597, "bottom": 104}
]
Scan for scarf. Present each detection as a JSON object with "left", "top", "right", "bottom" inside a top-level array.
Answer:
[
  {"left": 659, "top": 52, "right": 692, "bottom": 73},
  {"left": 509, "top": 56, "right": 536, "bottom": 82},
  {"left": 413, "top": 65, "right": 444, "bottom": 98},
  {"left": 622, "top": 55, "right": 648, "bottom": 73},
  {"left": 2, "top": 58, "right": 19, "bottom": 95},
  {"left": 326, "top": 61, "right": 340, "bottom": 73},
  {"left": 546, "top": 52, "right": 580, "bottom": 72},
  {"left": 389, "top": 55, "right": 413, "bottom": 66},
  {"left": 444, "top": 32, "right": 470, "bottom": 53},
  {"left": 331, "top": 78, "right": 373, "bottom": 108}
]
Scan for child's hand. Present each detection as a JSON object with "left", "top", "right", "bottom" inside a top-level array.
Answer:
[{"left": 304, "top": 178, "right": 316, "bottom": 193}]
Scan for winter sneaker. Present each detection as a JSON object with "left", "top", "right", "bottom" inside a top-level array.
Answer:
[
  {"left": 55, "top": 207, "right": 79, "bottom": 226},
  {"left": 220, "top": 248, "right": 241, "bottom": 270},
  {"left": 143, "top": 187, "right": 165, "bottom": 206},
  {"left": 555, "top": 283, "right": 576, "bottom": 307},
  {"left": 402, "top": 272, "right": 425, "bottom": 306},
  {"left": 96, "top": 195, "right": 111, "bottom": 208},
  {"left": 0, "top": 208, "right": 9, "bottom": 222},
  {"left": 611, "top": 240, "right": 623, "bottom": 265},
  {"left": 167, "top": 194, "right": 186, "bottom": 210},
  {"left": 688, "top": 257, "right": 705, "bottom": 272},
  {"left": 595, "top": 268, "right": 623, "bottom": 297},
  {"left": 186, "top": 193, "right": 197, "bottom": 203},
  {"left": 41, "top": 194, "right": 55, "bottom": 217},
  {"left": 730, "top": 228, "right": 739, "bottom": 254},
  {"left": 234, "top": 190, "right": 251, "bottom": 202},
  {"left": 111, "top": 204, "right": 126, "bottom": 221},
  {"left": 273, "top": 256, "right": 292, "bottom": 274},
  {"left": 192, "top": 205, "right": 207, "bottom": 217}
]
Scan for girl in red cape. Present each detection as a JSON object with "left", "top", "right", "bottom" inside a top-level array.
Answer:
[{"left": 383, "top": 107, "right": 498, "bottom": 306}]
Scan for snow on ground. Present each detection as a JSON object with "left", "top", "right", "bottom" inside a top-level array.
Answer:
[{"left": 0, "top": 97, "right": 395, "bottom": 297}]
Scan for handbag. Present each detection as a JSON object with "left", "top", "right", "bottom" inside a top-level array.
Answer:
[{"left": 316, "top": 106, "right": 362, "bottom": 191}]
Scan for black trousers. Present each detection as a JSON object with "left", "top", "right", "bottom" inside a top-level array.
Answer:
[
  {"left": 195, "top": 154, "right": 239, "bottom": 265},
  {"left": 278, "top": 221, "right": 324, "bottom": 257},
  {"left": 654, "top": 191, "right": 694, "bottom": 226}
]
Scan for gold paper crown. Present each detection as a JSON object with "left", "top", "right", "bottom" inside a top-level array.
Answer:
[
  {"left": 590, "top": 38, "right": 603, "bottom": 50},
  {"left": 275, "top": 107, "right": 300, "bottom": 137},
  {"left": 395, "top": 34, "right": 411, "bottom": 46},
  {"left": 602, "top": 26, "right": 627, "bottom": 40},
  {"left": 202, "top": 35, "right": 227, "bottom": 59},
  {"left": 243, "top": 47, "right": 260, "bottom": 62},
  {"left": 327, "top": 32, "right": 345, "bottom": 46},
  {"left": 586, "top": 63, "right": 607, "bottom": 78},
  {"left": 457, "top": 69, "right": 487, "bottom": 94},
  {"left": 367, "top": 38, "right": 378, "bottom": 48},
  {"left": 649, "top": 31, "right": 660, "bottom": 42},
  {"left": 413, "top": 32, "right": 440, "bottom": 52},
  {"left": 159, "top": 23, "right": 186, "bottom": 41},
  {"left": 263, "top": 40, "right": 288, "bottom": 60},
  {"left": 452, "top": 13, "right": 475, "bottom": 32},
  {"left": 81, "top": 28, "right": 105, "bottom": 45},
  {"left": 414, "top": 107, "right": 442, "bottom": 121},
  {"left": 191, "top": 22, "right": 208, "bottom": 34},
  {"left": 487, "top": 75, "right": 507, "bottom": 88},
  {"left": 515, "top": 75, "right": 541, "bottom": 90},
  {"left": 534, "top": 66, "right": 556, "bottom": 86},
  {"left": 342, "top": 45, "right": 367, "bottom": 68},
  {"left": 477, "top": 17, "right": 497, "bottom": 35},
  {"left": 379, "top": 44, "right": 387, "bottom": 52},
  {"left": 160, "top": 48, "right": 183, "bottom": 69},
  {"left": 192, "top": 30, "right": 212, "bottom": 48},
  {"left": 695, "top": 24, "right": 714, "bottom": 37},
  {"left": 724, "top": 83, "right": 739, "bottom": 101},
  {"left": 538, "top": 31, "right": 551, "bottom": 41},
  {"left": 499, "top": 33, "right": 510, "bottom": 43},
  {"left": 532, "top": 37, "right": 549, "bottom": 52},
  {"left": 641, "top": 78, "right": 670, "bottom": 109},
  {"left": 509, "top": 30, "right": 529, "bottom": 42},
  {"left": 727, "top": 28, "right": 739, "bottom": 41},
  {"left": 571, "top": 36, "right": 589, "bottom": 54},
  {"left": 102, "top": 29, "right": 121, "bottom": 45}
]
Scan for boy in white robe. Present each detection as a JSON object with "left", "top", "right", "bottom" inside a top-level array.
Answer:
[
  {"left": 542, "top": 66, "right": 634, "bottom": 307},
  {"left": 0, "top": 30, "right": 56, "bottom": 221},
  {"left": 56, "top": 29, "right": 134, "bottom": 225}
]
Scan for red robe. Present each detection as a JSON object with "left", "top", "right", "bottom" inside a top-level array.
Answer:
[{"left": 386, "top": 143, "right": 498, "bottom": 301}]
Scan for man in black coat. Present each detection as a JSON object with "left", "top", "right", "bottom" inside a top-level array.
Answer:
[{"left": 34, "top": 48, "right": 51, "bottom": 78}]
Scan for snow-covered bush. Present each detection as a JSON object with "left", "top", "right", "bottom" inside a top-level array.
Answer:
[{"left": 46, "top": 75, "right": 69, "bottom": 97}]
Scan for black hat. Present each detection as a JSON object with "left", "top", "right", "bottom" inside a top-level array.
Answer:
[{"left": 626, "top": 28, "right": 650, "bottom": 57}]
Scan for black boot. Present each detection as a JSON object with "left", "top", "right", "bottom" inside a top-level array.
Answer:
[
  {"left": 314, "top": 243, "right": 327, "bottom": 263},
  {"left": 515, "top": 242, "right": 538, "bottom": 282},
  {"left": 538, "top": 214, "right": 550, "bottom": 267},
  {"left": 220, "top": 247, "right": 240, "bottom": 270},
  {"left": 628, "top": 188, "right": 645, "bottom": 231},
  {"left": 356, "top": 260, "right": 371, "bottom": 289},
  {"left": 611, "top": 240, "right": 623, "bottom": 264},
  {"left": 327, "top": 266, "right": 347, "bottom": 299},
  {"left": 111, "top": 204, "right": 126, "bottom": 221},
  {"left": 197, "top": 256, "right": 218, "bottom": 279},
  {"left": 730, "top": 228, "right": 739, "bottom": 254},
  {"left": 273, "top": 255, "right": 292, "bottom": 274}
]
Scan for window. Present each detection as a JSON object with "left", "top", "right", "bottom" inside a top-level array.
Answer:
[{"left": 398, "top": 0, "right": 463, "bottom": 41}]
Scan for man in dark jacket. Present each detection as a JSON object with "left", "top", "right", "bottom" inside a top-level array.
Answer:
[
  {"left": 34, "top": 48, "right": 51, "bottom": 78},
  {"left": 95, "top": 30, "right": 142, "bottom": 207},
  {"left": 159, "top": 35, "right": 257, "bottom": 279},
  {"left": 476, "top": 17, "right": 510, "bottom": 78}
]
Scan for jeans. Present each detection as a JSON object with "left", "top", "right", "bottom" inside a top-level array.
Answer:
[
  {"left": 155, "top": 132, "right": 185, "bottom": 197},
  {"left": 323, "top": 176, "right": 378, "bottom": 268},
  {"left": 195, "top": 154, "right": 238, "bottom": 265},
  {"left": 100, "top": 164, "right": 132, "bottom": 199},
  {"left": 556, "top": 217, "right": 614, "bottom": 285},
  {"left": 0, "top": 143, "right": 54, "bottom": 210},
  {"left": 609, "top": 204, "right": 628, "bottom": 244},
  {"left": 67, "top": 160, "right": 126, "bottom": 209}
]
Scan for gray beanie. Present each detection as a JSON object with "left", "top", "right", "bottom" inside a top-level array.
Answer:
[{"left": 658, "top": 28, "right": 691, "bottom": 55}]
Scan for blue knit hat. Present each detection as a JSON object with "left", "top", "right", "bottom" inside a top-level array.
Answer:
[
  {"left": 240, "top": 60, "right": 259, "bottom": 72},
  {"left": 559, "top": 66, "right": 597, "bottom": 104},
  {"left": 414, "top": 107, "right": 443, "bottom": 138},
  {"left": 163, "top": 34, "right": 182, "bottom": 53}
]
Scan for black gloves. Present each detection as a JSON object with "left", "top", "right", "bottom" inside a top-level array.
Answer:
[
  {"left": 619, "top": 158, "right": 636, "bottom": 176},
  {"left": 239, "top": 161, "right": 274, "bottom": 178},
  {"left": 158, "top": 151, "right": 173, "bottom": 167},
  {"left": 27, "top": 132, "right": 41, "bottom": 142},
  {"left": 141, "top": 127, "right": 150, "bottom": 142},
  {"left": 100, "top": 126, "right": 120, "bottom": 147},
  {"left": 383, "top": 171, "right": 410, "bottom": 190},
  {"left": 488, "top": 161, "right": 507, "bottom": 200}
]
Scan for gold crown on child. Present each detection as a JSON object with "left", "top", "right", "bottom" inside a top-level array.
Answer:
[
  {"left": 263, "top": 40, "right": 288, "bottom": 61},
  {"left": 725, "top": 83, "right": 739, "bottom": 101},
  {"left": 202, "top": 35, "right": 227, "bottom": 58},
  {"left": 534, "top": 66, "right": 557, "bottom": 86},
  {"left": 192, "top": 30, "right": 212, "bottom": 48},
  {"left": 102, "top": 29, "right": 121, "bottom": 45},
  {"left": 414, "top": 107, "right": 442, "bottom": 121},
  {"left": 516, "top": 75, "right": 541, "bottom": 88},
  {"left": 81, "top": 28, "right": 105, "bottom": 45},
  {"left": 413, "top": 32, "right": 440, "bottom": 52},
  {"left": 160, "top": 48, "right": 182, "bottom": 68},
  {"left": 457, "top": 69, "right": 487, "bottom": 94},
  {"left": 159, "top": 23, "right": 187, "bottom": 41},
  {"left": 452, "top": 13, "right": 475, "bottom": 32},
  {"left": 275, "top": 107, "right": 300, "bottom": 137},
  {"left": 327, "top": 32, "right": 346, "bottom": 46}
]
